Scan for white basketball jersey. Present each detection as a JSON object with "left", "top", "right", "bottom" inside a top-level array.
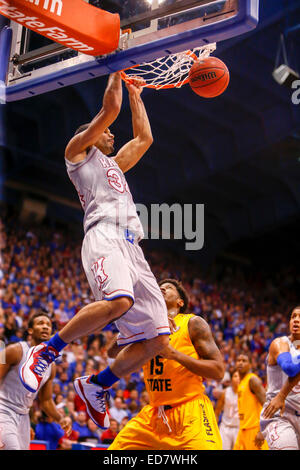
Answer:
[
  {"left": 222, "top": 386, "right": 239, "bottom": 427},
  {"left": 65, "top": 147, "right": 144, "bottom": 239},
  {"left": 0, "top": 342, "right": 52, "bottom": 415},
  {"left": 266, "top": 336, "right": 300, "bottom": 412}
]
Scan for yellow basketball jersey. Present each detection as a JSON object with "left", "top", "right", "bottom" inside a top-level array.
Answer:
[
  {"left": 143, "top": 313, "right": 205, "bottom": 407},
  {"left": 237, "top": 372, "right": 262, "bottom": 430}
]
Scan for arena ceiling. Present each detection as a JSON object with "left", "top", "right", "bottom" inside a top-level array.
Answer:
[{"left": 2, "top": 0, "right": 300, "bottom": 267}]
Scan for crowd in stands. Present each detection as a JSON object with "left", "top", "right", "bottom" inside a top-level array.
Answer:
[{"left": 1, "top": 205, "right": 299, "bottom": 449}]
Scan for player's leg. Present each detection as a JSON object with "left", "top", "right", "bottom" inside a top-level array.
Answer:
[
  {"left": 219, "top": 422, "right": 232, "bottom": 450},
  {"left": 18, "top": 414, "right": 31, "bottom": 450},
  {"left": 73, "top": 333, "right": 168, "bottom": 431},
  {"left": 109, "top": 334, "right": 169, "bottom": 378},
  {"left": 0, "top": 410, "right": 22, "bottom": 450},
  {"left": 73, "top": 240, "right": 170, "bottom": 429},
  {"left": 19, "top": 296, "right": 132, "bottom": 393},
  {"left": 233, "top": 429, "right": 245, "bottom": 450},
  {"left": 160, "top": 395, "right": 222, "bottom": 450},
  {"left": 55, "top": 296, "right": 133, "bottom": 343},
  {"left": 195, "top": 394, "right": 222, "bottom": 450},
  {"left": 231, "top": 426, "right": 239, "bottom": 450},
  {"left": 109, "top": 405, "right": 160, "bottom": 450},
  {"left": 20, "top": 233, "right": 136, "bottom": 394},
  {"left": 57, "top": 226, "right": 137, "bottom": 343}
]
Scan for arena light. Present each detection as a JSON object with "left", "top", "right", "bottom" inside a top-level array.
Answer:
[
  {"left": 273, "top": 64, "right": 299, "bottom": 88},
  {"left": 273, "top": 33, "right": 299, "bottom": 88},
  {"left": 146, "top": 0, "right": 165, "bottom": 5}
]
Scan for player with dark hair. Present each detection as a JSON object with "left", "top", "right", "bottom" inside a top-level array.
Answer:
[
  {"left": 233, "top": 354, "right": 268, "bottom": 450},
  {"left": 20, "top": 72, "right": 171, "bottom": 430},
  {"left": 108, "top": 279, "right": 224, "bottom": 450},
  {"left": 260, "top": 305, "right": 300, "bottom": 450},
  {"left": 0, "top": 311, "right": 71, "bottom": 450}
]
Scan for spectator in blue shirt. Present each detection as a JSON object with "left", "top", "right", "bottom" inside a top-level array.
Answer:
[
  {"left": 35, "top": 413, "right": 65, "bottom": 450},
  {"left": 72, "top": 411, "right": 91, "bottom": 441}
]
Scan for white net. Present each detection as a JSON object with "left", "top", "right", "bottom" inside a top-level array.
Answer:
[{"left": 121, "top": 43, "right": 216, "bottom": 90}]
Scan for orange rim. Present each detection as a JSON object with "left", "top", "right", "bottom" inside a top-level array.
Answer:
[{"left": 120, "top": 50, "right": 199, "bottom": 89}]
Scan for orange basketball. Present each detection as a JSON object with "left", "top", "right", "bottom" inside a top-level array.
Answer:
[{"left": 188, "top": 57, "right": 230, "bottom": 98}]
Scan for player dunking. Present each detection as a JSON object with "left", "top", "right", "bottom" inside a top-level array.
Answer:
[
  {"left": 0, "top": 311, "right": 71, "bottom": 450},
  {"left": 260, "top": 306, "right": 300, "bottom": 450},
  {"left": 108, "top": 279, "right": 224, "bottom": 450},
  {"left": 20, "top": 73, "right": 171, "bottom": 429}
]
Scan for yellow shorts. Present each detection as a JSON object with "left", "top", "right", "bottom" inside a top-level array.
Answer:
[
  {"left": 233, "top": 427, "right": 269, "bottom": 450},
  {"left": 109, "top": 395, "right": 222, "bottom": 450}
]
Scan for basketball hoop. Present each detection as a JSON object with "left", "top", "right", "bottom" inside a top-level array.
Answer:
[{"left": 120, "top": 43, "right": 216, "bottom": 90}]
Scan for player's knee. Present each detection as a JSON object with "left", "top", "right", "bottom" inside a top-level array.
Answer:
[
  {"left": 156, "top": 334, "right": 170, "bottom": 351},
  {"left": 147, "top": 334, "right": 169, "bottom": 355},
  {"left": 108, "top": 296, "right": 133, "bottom": 320}
]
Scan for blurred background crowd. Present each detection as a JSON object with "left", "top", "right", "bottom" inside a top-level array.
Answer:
[{"left": 1, "top": 204, "right": 299, "bottom": 449}]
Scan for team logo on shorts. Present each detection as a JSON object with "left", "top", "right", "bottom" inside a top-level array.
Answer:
[
  {"left": 91, "top": 257, "right": 108, "bottom": 290},
  {"left": 267, "top": 423, "right": 279, "bottom": 442}
]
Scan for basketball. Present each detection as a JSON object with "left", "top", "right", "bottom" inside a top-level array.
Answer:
[{"left": 188, "top": 57, "right": 230, "bottom": 98}]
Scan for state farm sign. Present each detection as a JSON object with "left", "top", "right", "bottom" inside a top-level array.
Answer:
[{"left": 0, "top": 0, "right": 120, "bottom": 56}]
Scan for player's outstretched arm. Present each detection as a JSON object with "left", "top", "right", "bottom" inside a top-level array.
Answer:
[
  {"left": 38, "top": 364, "right": 72, "bottom": 436},
  {"left": 65, "top": 72, "right": 122, "bottom": 162},
  {"left": 160, "top": 316, "right": 225, "bottom": 381},
  {"left": 113, "top": 79, "right": 153, "bottom": 173}
]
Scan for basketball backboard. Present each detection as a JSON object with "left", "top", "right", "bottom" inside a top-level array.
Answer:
[{"left": 1, "top": 0, "right": 260, "bottom": 101}]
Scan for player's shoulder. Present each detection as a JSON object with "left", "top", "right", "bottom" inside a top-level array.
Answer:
[
  {"left": 270, "top": 335, "right": 290, "bottom": 352},
  {"left": 188, "top": 314, "right": 210, "bottom": 330},
  {"left": 248, "top": 372, "right": 263, "bottom": 389},
  {"left": 4, "top": 342, "right": 23, "bottom": 365},
  {"left": 188, "top": 314, "right": 212, "bottom": 339}
]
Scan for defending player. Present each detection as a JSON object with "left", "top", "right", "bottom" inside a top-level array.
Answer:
[
  {"left": 20, "top": 73, "right": 171, "bottom": 430},
  {"left": 0, "top": 311, "right": 71, "bottom": 450},
  {"left": 108, "top": 279, "right": 224, "bottom": 450},
  {"left": 214, "top": 369, "right": 240, "bottom": 450},
  {"left": 260, "top": 306, "right": 300, "bottom": 450},
  {"left": 233, "top": 354, "right": 268, "bottom": 450}
]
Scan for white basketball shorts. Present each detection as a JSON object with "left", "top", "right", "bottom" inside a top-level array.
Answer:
[
  {"left": 260, "top": 404, "right": 300, "bottom": 450},
  {"left": 81, "top": 222, "right": 170, "bottom": 346},
  {"left": 0, "top": 407, "right": 30, "bottom": 450}
]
